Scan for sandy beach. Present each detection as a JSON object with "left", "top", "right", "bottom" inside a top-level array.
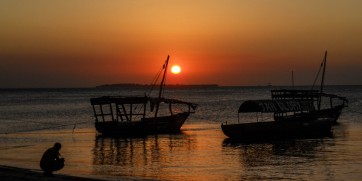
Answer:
[
  {"left": 0, "top": 165, "right": 154, "bottom": 181},
  {"left": 0, "top": 165, "right": 107, "bottom": 181}
]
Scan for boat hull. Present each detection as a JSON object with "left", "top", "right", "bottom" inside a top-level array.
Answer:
[
  {"left": 221, "top": 119, "right": 333, "bottom": 141},
  {"left": 95, "top": 113, "right": 190, "bottom": 137}
]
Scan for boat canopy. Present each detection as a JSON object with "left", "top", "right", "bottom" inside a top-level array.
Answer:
[
  {"left": 271, "top": 89, "right": 319, "bottom": 100},
  {"left": 91, "top": 96, "right": 149, "bottom": 105},
  {"left": 91, "top": 96, "right": 197, "bottom": 109},
  {"left": 162, "top": 98, "right": 198, "bottom": 109},
  {"left": 238, "top": 100, "right": 315, "bottom": 113}
]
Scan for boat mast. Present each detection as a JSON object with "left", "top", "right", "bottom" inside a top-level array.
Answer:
[
  {"left": 158, "top": 55, "right": 170, "bottom": 99},
  {"left": 318, "top": 51, "right": 327, "bottom": 110},
  {"left": 292, "top": 70, "right": 294, "bottom": 89},
  {"left": 154, "top": 55, "right": 170, "bottom": 117}
]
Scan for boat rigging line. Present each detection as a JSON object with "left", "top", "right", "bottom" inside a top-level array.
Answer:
[
  {"left": 311, "top": 51, "right": 327, "bottom": 90},
  {"left": 146, "top": 62, "right": 164, "bottom": 97}
]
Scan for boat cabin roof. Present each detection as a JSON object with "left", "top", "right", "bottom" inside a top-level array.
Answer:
[
  {"left": 91, "top": 96, "right": 198, "bottom": 109},
  {"left": 238, "top": 100, "right": 315, "bottom": 113},
  {"left": 90, "top": 96, "right": 148, "bottom": 105},
  {"left": 271, "top": 89, "right": 319, "bottom": 100}
]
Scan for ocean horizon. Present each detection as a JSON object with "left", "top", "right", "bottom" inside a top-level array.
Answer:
[{"left": 1, "top": 84, "right": 362, "bottom": 90}]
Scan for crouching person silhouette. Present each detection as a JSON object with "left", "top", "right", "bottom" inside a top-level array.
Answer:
[{"left": 40, "top": 142, "right": 65, "bottom": 176}]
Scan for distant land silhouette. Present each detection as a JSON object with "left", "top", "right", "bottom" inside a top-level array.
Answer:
[{"left": 96, "top": 83, "right": 219, "bottom": 88}]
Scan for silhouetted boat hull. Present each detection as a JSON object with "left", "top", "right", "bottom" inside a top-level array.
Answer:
[
  {"left": 95, "top": 113, "right": 189, "bottom": 136},
  {"left": 275, "top": 106, "right": 344, "bottom": 124},
  {"left": 222, "top": 119, "right": 333, "bottom": 141},
  {"left": 271, "top": 89, "right": 347, "bottom": 125},
  {"left": 221, "top": 98, "right": 343, "bottom": 141}
]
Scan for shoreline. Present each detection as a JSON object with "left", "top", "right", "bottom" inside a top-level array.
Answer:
[
  {"left": 0, "top": 165, "right": 106, "bottom": 181},
  {"left": 0, "top": 165, "right": 152, "bottom": 181}
]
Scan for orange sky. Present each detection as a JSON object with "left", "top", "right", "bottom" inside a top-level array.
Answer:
[{"left": 1, "top": 0, "right": 361, "bottom": 88}]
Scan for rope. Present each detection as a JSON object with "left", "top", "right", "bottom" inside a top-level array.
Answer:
[
  {"left": 146, "top": 65, "right": 164, "bottom": 97},
  {"left": 0, "top": 121, "right": 91, "bottom": 135}
]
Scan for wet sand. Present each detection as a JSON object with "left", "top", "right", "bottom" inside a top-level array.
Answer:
[
  {"left": 0, "top": 165, "right": 152, "bottom": 181},
  {"left": 0, "top": 165, "right": 106, "bottom": 181}
]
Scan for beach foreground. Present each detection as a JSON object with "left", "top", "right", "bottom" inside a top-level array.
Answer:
[
  {"left": 0, "top": 165, "right": 107, "bottom": 181},
  {"left": 0, "top": 165, "right": 152, "bottom": 181}
]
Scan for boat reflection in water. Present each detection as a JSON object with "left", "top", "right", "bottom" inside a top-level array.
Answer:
[
  {"left": 91, "top": 123, "right": 350, "bottom": 180},
  {"left": 222, "top": 137, "right": 337, "bottom": 180},
  {"left": 92, "top": 133, "right": 196, "bottom": 179}
]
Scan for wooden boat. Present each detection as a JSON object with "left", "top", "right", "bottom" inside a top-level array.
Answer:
[
  {"left": 271, "top": 51, "right": 348, "bottom": 124},
  {"left": 271, "top": 89, "right": 347, "bottom": 124},
  {"left": 222, "top": 99, "right": 336, "bottom": 141},
  {"left": 222, "top": 51, "right": 348, "bottom": 141},
  {"left": 91, "top": 56, "right": 197, "bottom": 137}
]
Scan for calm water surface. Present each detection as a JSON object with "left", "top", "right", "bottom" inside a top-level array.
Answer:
[{"left": 0, "top": 86, "right": 361, "bottom": 180}]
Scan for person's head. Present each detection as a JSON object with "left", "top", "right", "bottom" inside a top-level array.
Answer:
[{"left": 53, "top": 142, "right": 62, "bottom": 151}]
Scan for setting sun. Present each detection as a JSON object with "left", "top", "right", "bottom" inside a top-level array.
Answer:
[{"left": 171, "top": 65, "right": 181, "bottom": 74}]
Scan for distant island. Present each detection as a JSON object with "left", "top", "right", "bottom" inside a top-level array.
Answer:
[{"left": 96, "top": 83, "right": 219, "bottom": 88}]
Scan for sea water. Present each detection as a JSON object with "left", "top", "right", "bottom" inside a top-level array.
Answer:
[{"left": 0, "top": 86, "right": 361, "bottom": 180}]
